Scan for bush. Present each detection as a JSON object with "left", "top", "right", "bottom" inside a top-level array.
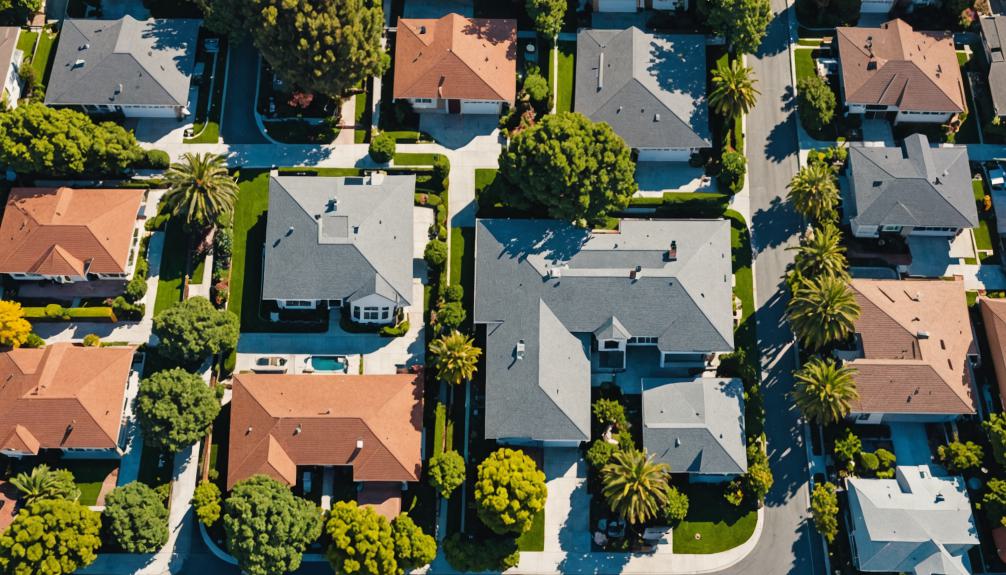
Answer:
[
  {"left": 810, "top": 482, "right": 839, "bottom": 543},
  {"left": 434, "top": 301, "right": 466, "bottom": 332},
  {"left": 834, "top": 429, "right": 861, "bottom": 471},
  {"left": 443, "top": 533, "right": 520, "bottom": 572},
  {"left": 797, "top": 75, "right": 836, "bottom": 134},
  {"left": 875, "top": 448, "right": 896, "bottom": 479},
  {"left": 112, "top": 296, "right": 145, "bottom": 321},
  {"left": 475, "top": 448, "right": 547, "bottom": 535},
  {"left": 369, "top": 133, "right": 396, "bottom": 163},
  {"left": 45, "top": 303, "right": 68, "bottom": 319},
  {"left": 586, "top": 440, "right": 617, "bottom": 469},
  {"left": 379, "top": 320, "right": 410, "bottom": 337},
  {"left": 424, "top": 239, "right": 448, "bottom": 268},
  {"left": 592, "top": 398, "right": 627, "bottom": 427},
  {"left": 103, "top": 482, "right": 169, "bottom": 553},
  {"left": 24, "top": 305, "right": 118, "bottom": 323},
  {"left": 522, "top": 72, "right": 550, "bottom": 113},
  {"left": 938, "top": 441, "right": 984, "bottom": 472},
  {"left": 23, "top": 332, "right": 45, "bottom": 348},
  {"left": 433, "top": 155, "right": 451, "bottom": 182},
  {"left": 985, "top": 413, "right": 1006, "bottom": 467},
  {"left": 125, "top": 275, "right": 148, "bottom": 303},
  {"left": 724, "top": 478, "right": 745, "bottom": 506},
  {"left": 428, "top": 450, "right": 466, "bottom": 498},
  {"left": 82, "top": 334, "right": 101, "bottom": 347},
  {"left": 214, "top": 227, "right": 233, "bottom": 261},
  {"left": 858, "top": 451, "right": 879, "bottom": 473},
  {"left": 721, "top": 150, "right": 747, "bottom": 194},
  {"left": 662, "top": 486, "right": 689, "bottom": 523},
  {"left": 445, "top": 284, "right": 464, "bottom": 303},
  {"left": 144, "top": 149, "right": 171, "bottom": 169},
  {"left": 192, "top": 481, "right": 222, "bottom": 527}
]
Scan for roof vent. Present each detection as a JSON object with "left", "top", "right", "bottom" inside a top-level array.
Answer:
[
  {"left": 73, "top": 59, "right": 86, "bottom": 68},
  {"left": 79, "top": 43, "right": 89, "bottom": 50},
  {"left": 419, "top": 25, "right": 427, "bottom": 34},
  {"left": 245, "top": 426, "right": 253, "bottom": 434},
  {"left": 327, "top": 197, "right": 339, "bottom": 212},
  {"left": 115, "top": 83, "right": 122, "bottom": 94},
  {"left": 917, "top": 330, "right": 930, "bottom": 339},
  {"left": 516, "top": 340, "right": 526, "bottom": 360},
  {"left": 294, "top": 424, "right": 302, "bottom": 435},
  {"left": 654, "top": 113, "right": 660, "bottom": 122},
  {"left": 935, "top": 492, "right": 945, "bottom": 503},
  {"left": 286, "top": 226, "right": 295, "bottom": 236},
  {"left": 667, "top": 240, "right": 678, "bottom": 261},
  {"left": 675, "top": 437, "right": 681, "bottom": 447},
  {"left": 356, "top": 438, "right": 364, "bottom": 449}
]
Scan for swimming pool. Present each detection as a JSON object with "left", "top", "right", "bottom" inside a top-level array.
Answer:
[{"left": 309, "top": 355, "right": 349, "bottom": 372}]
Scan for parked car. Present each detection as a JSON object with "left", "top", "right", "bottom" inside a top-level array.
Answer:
[
  {"left": 989, "top": 165, "right": 1005, "bottom": 190},
  {"left": 252, "top": 356, "right": 288, "bottom": 373}
]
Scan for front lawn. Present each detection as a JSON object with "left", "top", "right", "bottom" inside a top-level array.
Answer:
[
  {"left": 672, "top": 483, "right": 757, "bottom": 554},
  {"left": 153, "top": 220, "right": 187, "bottom": 314},
  {"left": 516, "top": 509, "right": 545, "bottom": 552},
  {"left": 554, "top": 40, "right": 575, "bottom": 113},
  {"left": 58, "top": 460, "right": 118, "bottom": 506},
  {"left": 16, "top": 30, "right": 36, "bottom": 57},
  {"left": 475, "top": 168, "right": 499, "bottom": 196},
  {"left": 449, "top": 226, "right": 475, "bottom": 329},
  {"left": 32, "top": 28, "right": 58, "bottom": 88}
]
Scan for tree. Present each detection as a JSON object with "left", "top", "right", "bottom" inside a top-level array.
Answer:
[
  {"left": 787, "top": 163, "right": 840, "bottom": 223},
  {"left": 721, "top": 150, "right": 747, "bottom": 194},
  {"left": 391, "top": 514, "right": 437, "bottom": 571},
  {"left": 223, "top": 475, "right": 323, "bottom": 575},
  {"left": 0, "top": 300, "right": 31, "bottom": 348},
  {"left": 797, "top": 75, "right": 837, "bottom": 134},
  {"left": 429, "top": 331, "right": 480, "bottom": 387},
  {"left": 475, "top": 448, "right": 548, "bottom": 534},
  {"left": 810, "top": 482, "right": 839, "bottom": 543},
  {"left": 791, "top": 357, "right": 858, "bottom": 424},
  {"left": 662, "top": 486, "right": 690, "bottom": 523},
  {"left": 704, "top": 0, "right": 772, "bottom": 55},
  {"left": 9, "top": 465, "right": 79, "bottom": 505},
  {"left": 787, "top": 274, "right": 860, "bottom": 350},
  {"left": 135, "top": 367, "right": 221, "bottom": 452},
  {"left": 744, "top": 442, "right": 774, "bottom": 502},
  {"left": 0, "top": 498, "right": 102, "bottom": 575},
  {"left": 442, "top": 533, "right": 520, "bottom": 572},
  {"left": 601, "top": 449, "right": 671, "bottom": 525},
  {"left": 0, "top": 0, "right": 42, "bottom": 20},
  {"left": 792, "top": 223, "right": 847, "bottom": 279},
  {"left": 324, "top": 501, "right": 397, "bottom": 575},
  {"left": 985, "top": 478, "right": 1006, "bottom": 527},
  {"left": 986, "top": 413, "right": 1006, "bottom": 468},
  {"left": 499, "top": 112, "right": 637, "bottom": 227},
  {"left": 0, "top": 103, "right": 145, "bottom": 175},
  {"left": 428, "top": 450, "right": 466, "bottom": 498},
  {"left": 192, "top": 481, "right": 222, "bottom": 526},
  {"left": 522, "top": 72, "right": 550, "bottom": 114},
  {"left": 526, "top": 0, "right": 565, "bottom": 37},
  {"left": 163, "top": 153, "right": 238, "bottom": 231},
  {"left": 434, "top": 301, "right": 466, "bottom": 332},
  {"left": 103, "top": 482, "right": 169, "bottom": 553},
  {"left": 834, "top": 429, "right": 861, "bottom": 471},
  {"left": 423, "top": 239, "right": 448, "bottom": 268},
  {"left": 586, "top": 440, "right": 618, "bottom": 469},
  {"left": 593, "top": 398, "right": 628, "bottom": 427},
  {"left": 153, "top": 296, "right": 239, "bottom": 366},
  {"left": 369, "top": 132, "right": 396, "bottom": 163},
  {"left": 709, "top": 58, "right": 760, "bottom": 120},
  {"left": 938, "top": 441, "right": 984, "bottom": 472}
]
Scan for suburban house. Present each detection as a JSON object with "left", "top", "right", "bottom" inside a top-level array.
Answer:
[
  {"left": 0, "top": 343, "right": 137, "bottom": 458},
  {"left": 592, "top": 0, "right": 687, "bottom": 12},
  {"left": 979, "top": 297, "right": 1006, "bottom": 410},
  {"left": 0, "top": 27, "right": 24, "bottom": 108},
  {"left": 474, "top": 218, "right": 734, "bottom": 447},
  {"left": 261, "top": 173, "right": 414, "bottom": 324},
  {"left": 835, "top": 19, "right": 966, "bottom": 124},
  {"left": 227, "top": 373, "right": 423, "bottom": 518},
  {"left": 843, "top": 278, "right": 978, "bottom": 424},
  {"left": 393, "top": 13, "right": 516, "bottom": 114},
  {"left": 0, "top": 187, "right": 147, "bottom": 283},
  {"left": 642, "top": 377, "right": 746, "bottom": 479},
  {"left": 981, "top": 16, "right": 1006, "bottom": 119},
  {"left": 574, "top": 28, "right": 711, "bottom": 162},
  {"left": 45, "top": 16, "right": 200, "bottom": 118},
  {"left": 846, "top": 466, "right": 978, "bottom": 574}
]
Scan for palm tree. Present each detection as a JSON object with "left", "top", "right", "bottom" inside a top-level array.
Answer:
[
  {"left": 709, "top": 58, "right": 760, "bottom": 119},
  {"left": 787, "top": 163, "right": 839, "bottom": 223},
  {"left": 429, "top": 330, "right": 482, "bottom": 386},
  {"left": 791, "top": 223, "right": 848, "bottom": 279},
  {"left": 163, "top": 153, "right": 239, "bottom": 230},
  {"left": 787, "top": 274, "right": 861, "bottom": 350},
  {"left": 9, "top": 464, "right": 69, "bottom": 505},
  {"left": 791, "top": 357, "right": 858, "bottom": 424},
  {"left": 600, "top": 449, "right": 671, "bottom": 525}
]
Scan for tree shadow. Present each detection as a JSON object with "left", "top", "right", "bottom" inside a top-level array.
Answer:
[{"left": 751, "top": 196, "right": 802, "bottom": 252}]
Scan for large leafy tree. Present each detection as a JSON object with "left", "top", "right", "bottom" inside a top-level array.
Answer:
[
  {"left": 792, "top": 223, "right": 847, "bottom": 279},
  {"left": 499, "top": 112, "right": 637, "bottom": 227},
  {"left": 797, "top": 75, "right": 837, "bottom": 134},
  {"left": 192, "top": 481, "right": 222, "bottom": 526},
  {"left": 0, "top": 498, "right": 102, "bottom": 575},
  {"left": 429, "top": 330, "right": 481, "bottom": 387},
  {"left": 791, "top": 357, "right": 858, "bottom": 424},
  {"left": 324, "top": 501, "right": 397, "bottom": 575},
  {"left": 163, "top": 153, "right": 238, "bottom": 231},
  {"left": 0, "top": 300, "right": 31, "bottom": 348},
  {"left": 526, "top": 0, "right": 566, "bottom": 37},
  {"left": 985, "top": 478, "right": 1006, "bottom": 527},
  {"left": 787, "top": 163, "right": 840, "bottom": 223},
  {"left": 984, "top": 413, "right": 1006, "bottom": 468},
  {"left": 938, "top": 441, "right": 984, "bottom": 473},
  {"left": 0, "top": 0, "right": 42, "bottom": 20},
  {"left": 390, "top": 514, "right": 437, "bottom": 571},
  {"left": 103, "top": 482, "right": 169, "bottom": 553},
  {"left": 428, "top": 450, "right": 466, "bottom": 498},
  {"left": 600, "top": 449, "right": 671, "bottom": 525},
  {"left": 810, "top": 482, "right": 839, "bottom": 543},
  {"left": 787, "top": 274, "right": 860, "bottom": 350},
  {"left": 709, "top": 58, "right": 760, "bottom": 119},
  {"left": 0, "top": 103, "right": 144, "bottom": 176},
  {"left": 9, "top": 464, "right": 79, "bottom": 505},
  {"left": 153, "top": 296, "right": 239, "bottom": 366},
  {"left": 223, "top": 475, "right": 323, "bottom": 575},
  {"left": 475, "top": 448, "right": 548, "bottom": 535},
  {"left": 704, "top": 0, "right": 772, "bottom": 55},
  {"left": 135, "top": 367, "right": 221, "bottom": 452}
]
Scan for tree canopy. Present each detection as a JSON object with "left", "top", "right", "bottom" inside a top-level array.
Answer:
[
  {"left": 526, "top": 0, "right": 566, "bottom": 37},
  {"left": 390, "top": 514, "right": 437, "bottom": 571},
  {"left": 499, "top": 112, "right": 637, "bottom": 227},
  {"left": 709, "top": 57, "right": 760, "bottom": 119},
  {"left": 163, "top": 153, "right": 239, "bottom": 231},
  {"left": 791, "top": 357, "right": 858, "bottom": 424},
  {"left": 9, "top": 465, "right": 79, "bottom": 505},
  {"left": 0, "top": 300, "right": 31, "bottom": 348},
  {"left": 428, "top": 450, "right": 466, "bottom": 498},
  {"left": 429, "top": 331, "right": 481, "bottom": 386},
  {"left": 938, "top": 441, "right": 984, "bottom": 473},
  {"left": 135, "top": 367, "right": 221, "bottom": 452},
  {"left": 475, "top": 448, "right": 548, "bottom": 534},
  {"left": 192, "top": 481, "right": 222, "bottom": 526},
  {"left": 797, "top": 75, "right": 837, "bottom": 134},
  {"left": 601, "top": 449, "right": 671, "bottom": 525},
  {"left": 787, "top": 274, "right": 860, "bottom": 350},
  {"left": 985, "top": 413, "right": 1006, "bottom": 468},
  {"left": 104, "top": 482, "right": 169, "bottom": 553},
  {"left": 324, "top": 501, "right": 397, "bottom": 575},
  {"left": 0, "top": 498, "right": 102, "bottom": 575},
  {"left": 153, "top": 296, "right": 239, "bottom": 366},
  {"left": 223, "top": 475, "right": 323, "bottom": 575},
  {"left": 810, "top": 482, "right": 839, "bottom": 543},
  {"left": 704, "top": 0, "right": 772, "bottom": 55},
  {"left": 787, "top": 163, "right": 840, "bottom": 223}
]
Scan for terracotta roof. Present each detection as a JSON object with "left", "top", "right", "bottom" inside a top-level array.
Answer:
[
  {"left": 836, "top": 19, "right": 966, "bottom": 113},
  {"left": 981, "top": 297, "right": 1006, "bottom": 410},
  {"left": 393, "top": 14, "right": 517, "bottom": 103},
  {"left": 357, "top": 482, "right": 403, "bottom": 520},
  {"left": 847, "top": 278, "right": 976, "bottom": 415},
  {"left": 0, "top": 343, "right": 136, "bottom": 453},
  {"left": 227, "top": 373, "right": 424, "bottom": 489},
  {"left": 0, "top": 187, "right": 145, "bottom": 276}
]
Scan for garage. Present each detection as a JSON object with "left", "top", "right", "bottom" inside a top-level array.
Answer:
[
  {"left": 859, "top": 0, "right": 894, "bottom": 12},
  {"left": 651, "top": 0, "right": 679, "bottom": 8},
  {"left": 637, "top": 148, "right": 692, "bottom": 162},
  {"left": 121, "top": 105, "right": 180, "bottom": 119},
  {"left": 460, "top": 100, "right": 502, "bottom": 115},
  {"left": 595, "top": 0, "right": 639, "bottom": 12}
]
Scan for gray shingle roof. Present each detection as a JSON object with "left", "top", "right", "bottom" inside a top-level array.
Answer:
[
  {"left": 845, "top": 135, "right": 978, "bottom": 230},
  {"left": 981, "top": 16, "right": 1006, "bottom": 116},
  {"left": 642, "top": 377, "right": 746, "bottom": 475},
  {"left": 475, "top": 218, "right": 733, "bottom": 443},
  {"left": 45, "top": 17, "right": 199, "bottom": 108},
  {"left": 262, "top": 173, "right": 414, "bottom": 305},
  {"left": 574, "top": 28, "right": 710, "bottom": 150}
]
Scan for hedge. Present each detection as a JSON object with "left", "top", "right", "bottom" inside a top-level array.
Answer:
[
  {"left": 626, "top": 192, "right": 730, "bottom": 218},
  {"left": 379, "top": 320, "right": 410, "bottom": 337},
  {"left": 24, "top": 306, "right": 118, "bottom": 322}
]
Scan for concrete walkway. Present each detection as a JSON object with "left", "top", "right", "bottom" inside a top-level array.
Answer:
[{"left": 945, "top": 263, "right": 1006, "bottom": 290}]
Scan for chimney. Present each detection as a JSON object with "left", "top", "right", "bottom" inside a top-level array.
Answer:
[
  {"left": 419, "top": 25, "right": 427, "bottom": 34},
  {"left": 356, "top": 438, "right": 364, "bottom": 450},
  {"left": 294, "top": 424, "right": 302, "bottom": 435},
  {"left": 516, "top": 340, "right": 526, "bottom": 360},
  {"left": 667, "top": 240, "right": 678, "bottom": 261}
]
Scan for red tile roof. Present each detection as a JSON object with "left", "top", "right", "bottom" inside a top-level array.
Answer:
[{"left": 981, "top": 297, "right": 1006, "bottom": 410}]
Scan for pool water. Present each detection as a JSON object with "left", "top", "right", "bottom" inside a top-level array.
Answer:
[{"left": 310, "top": 356, "right": 347, "bottom": 372}]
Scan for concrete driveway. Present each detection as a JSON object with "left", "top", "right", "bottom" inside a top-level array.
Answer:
[
  {"left": 403, "top": 0, "right": 472, "bottom": 17},
  {"left": 418, "top": 113, "right": 500, "bottom": 150},
  {"left": 634, "top": 163, "right": 716, "bottom": 196}
]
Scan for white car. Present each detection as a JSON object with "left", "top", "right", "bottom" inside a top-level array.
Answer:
[{"left": 989, "top": 166, "right": 1006, "bottom": 190}]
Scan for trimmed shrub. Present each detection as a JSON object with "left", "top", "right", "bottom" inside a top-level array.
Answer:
[
  {"left": 522, "top": 72, "right": 550, "bottom": 113},
  {"left": 24, "top": 306, "right": 118, "bottom": 323},
  {"left": 585, "top": 440, "right": 617, "bottom": 468},
  {"left": 443, "top": 533, "right": 520, "bottom": 572},
  {"left": 435, "top": 301, "right": 465, "bottom": 331},
  {"left": 445, "top": 284, "right": 464, "bottom": 302},
  {"left": 662, "top": 486, "right": 689, "bottom": 523},
  {"left": 112, "top": 297, "right": 144, "bottom": 321},
  {"left": 424, "top": 240, "right": 448, "bottom": 268},
  {"left": 23, "top": 333, "right": 45, "bottom": 348},
  {"left": 82, "top": 334, "right": 101, "bottom": 347},
  {"left": 875, "top": 448, "right": 896, "bottom": 479},
  {"left": 432, "top": 155, "right": 451, "bottom": 182},
  {"left": 144, "top": 149, "right": 171, "bottom": 169},
  {"left": 214, "top": 227, "right": 233, "bottom": 261},
  {"left": 125, "top": 275, "right": 148, "bottom": 302},
  {"left": 379, "top": 320, "right": 410, "bottom": 337},
  {"left": 858, "top": 451, "right": 879, "bottom": 473},
  {"left": 592, "top": 398, "right": 627, "bottom": 427},
  {"left": 721, "top": 150, "right": 747, "bottom": 194},
  {"left": 797, "top": 75, "right": 836, "bottom": 135},
  {"left": 369, "top": 133, "right": 396, "bottom": 163}
]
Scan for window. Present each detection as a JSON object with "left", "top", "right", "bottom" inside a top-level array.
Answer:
[
  {"left": 284, "top": 300, "right": 313, "bottom": 308},
  {"left": 627, "top": 336, "right": 657, "bottom": 345},
  {"left": 353, "top": 307, "right": 361, "bottom": 319},
  {"left": 363, "top": 307, "right": 381, "bottom": 320},
  {"left": 881, "top": 225, "right": 901, "bottom": 232},
  {"left": 381, "top": 308, "right": 390, "bottom": 320},
  {"left": 414, "top": 98, "right": 433, "bottom": 104}
]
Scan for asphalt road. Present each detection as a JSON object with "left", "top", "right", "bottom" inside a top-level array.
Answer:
[{"left": 220, "top": 40, "right": 270, "bottom": 145}]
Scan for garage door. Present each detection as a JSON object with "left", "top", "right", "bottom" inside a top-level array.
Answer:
[
  {"left": 859, "top": 0, "right": 893, "bottom": 12},
  {"left": 598, "top": 0, "right": 638, "bottom": 12},
  {"left": 651, "top": 0, "right": 678, "bottom": 8},
  {"left": 460, "top": 100, "right": 502, "bottom": 115},
  {"left": 637, "top": 148, "right": 691, "bottom": 162},
  {"left": 121, "top": 106, "right": 178, "bottom": 118}
]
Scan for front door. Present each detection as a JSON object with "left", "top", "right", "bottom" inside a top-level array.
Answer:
[{"left": 448, "top": 99, "right": 461, "bottom": 114}]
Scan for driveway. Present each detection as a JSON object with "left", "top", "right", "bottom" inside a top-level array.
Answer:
[
  {"left": 403, "top": 0, "right": 472, "bottom": 17},
  {"left": 634, "top": 162, "right": 716, "bottom": 196},
  {"left": 418, "top": 114, "right": 501, "bottom": 150},
  {"left": 221, "top": 41, "right": 269, "bottom": 144}
]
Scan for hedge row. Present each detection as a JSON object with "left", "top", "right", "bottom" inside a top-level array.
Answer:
[
  {"left": 625, "top": 192, "right": 730, "bottom": 218},
  {"left": 24, "top": 306, "right": 118, "bottom": 323}
]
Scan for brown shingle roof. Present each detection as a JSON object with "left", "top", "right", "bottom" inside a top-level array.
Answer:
[
  {"left": 227, "top": 373, "right": 424, "bottom": 489},
  {"left": 836, "top": 19, "right": 966, "bottom": 113},
  {"left": 981, "top": 297, "right": 1006, "bottom": 410},
  {"left": 393, "top": 13, "right": 517, "bottom": 103},
  {"left": 0, "top": 187, "right": 145, "bottom": 276},
  {"left": 848, "top": 278, "right": 976, "bottom": 415},
  {"left": 0, "top": 343, "right": 136, "bottom": 453}
]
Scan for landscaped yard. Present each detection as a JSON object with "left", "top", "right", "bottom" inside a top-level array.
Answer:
[
  {"left": 32, "top": 28, "right": 58, "bottom": 88},
  {"left": 185, "top": 39, "right": 228, "bottom": 144},
  {"left": 516, "top": 509, "right": 545, "bottom": 552},
  {"left": 58, "top": 459, "right": 118, "bottom": 506},
  {"left": 449, "top": 226, "right": 475, "bottom": 329},
  {"left": 553, "top": 40, "right": 575, "bottom": 114},
  {"left": 153, "top": 220, "right": 187, "bottom": 314},
  {"left": 672, "top": 483, "right": 758, "bottom": 553}
]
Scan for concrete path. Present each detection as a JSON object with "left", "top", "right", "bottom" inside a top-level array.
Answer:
[
  {"left": 115, "top": 370, "right": 144, "bottom": 487},
  {"left": 945, "top": 263, "right": 1006, "bottom": 290},
  {"left": 334, "top": 97, "right": 357, "bottom": 145}
]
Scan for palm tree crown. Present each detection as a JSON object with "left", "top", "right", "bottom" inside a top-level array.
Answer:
[
  {"left": 709, "top": 58, "right": 760, "bottom": 119},
  {"left": 163, "top": 153, "right": 239, "bottom": 230},
  {"left": 787, "top": 163, "right": 839, "bottom": 224},
  {"left": 787, "top": 274, "right": 861, "bottom": 350},
  {"left": 792, "top": 357, "right": 859, "bottom": 424},
  {"left": 430, "top": 330, "right": 482, "bottom": 386},
  {"left": 10, "top": 464, "right": 78, "bottom": 505},
  {"left": 600, "top": 449, "right": 671, "bottom": 525},
  {"left": 792, "top": 223, "right": 848, "bottom": 279}
]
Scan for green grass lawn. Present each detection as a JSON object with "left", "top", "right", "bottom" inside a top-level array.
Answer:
[
  {"left": 228, "top": 170, "right": 270, "bottom": 331},
  {"left": 449, "top": 226, "right": 475, "bottom": 328},
  {"left": 555, "top": 40, "right": 575, "bottom": 113},
  {"left": 32, "top": 30, "right": 58, "bottom": 87},
  {"left": 795, "top": 49, "right": 814, "bottom": 85},
  {"left": 190, "top": 252, "right": 207, "bottom": 284},
  {"left": 16, "top": 30, "right": 37, "bottom": 56},
  {"left": 58, "top": 460, "right": 118, "bottom": 506},
  {"left": 796, "top": 38, "right": 823, "bottom": 47},
  {"left": 354, "top": 90, "right": 369, "bottom": 143},
  {"left": 672, "top": 483, "right": 758, "bottom": 554},
  {"left": 475, "top": 169, "right": 498, "bottom": 196},
  {"left": 394, "top": 152, "right": 440, "bottom": 166},
  {"left": 977, "top": 220, "right": 995, "bottom": 252},
  {"left": 516, "top": 509, "right": 545, "bottom": 552},
  {"left": 186, "top": 121, "right": 220, "bottom": 144},
  {"left": 153, "top": 220, "right": 188, "bottom": 314}
]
